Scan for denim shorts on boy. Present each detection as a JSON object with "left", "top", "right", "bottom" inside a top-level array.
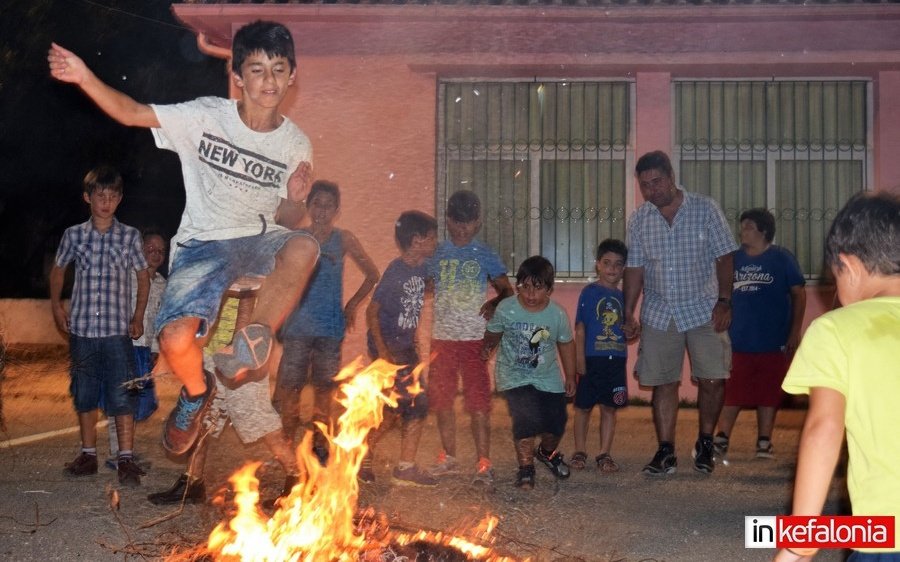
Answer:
[
  {"left": 277, "top": 336, "right": 342, "bottom": 391},
  {"left": 574, "top": 356, "right": 628, "bottom": 410},
  {"left": 370, "top": 348, "right": 428, "bottom": 421},
  {"left": 156, "top": 229, "right": 318, "bottom": 338},
  {"left": 502, "top": 384, "right": 568, "bottom": 440},
  {"left": 635, "top": 320, "right": 731, "bottom": 386},
  {"left": 427, "top": 340, "right": 492, "bottom": 414},
  {"left": 201, "top": 355, "right": 282, "bottom": 444},
  {"left": 69, "top": 335, "right": 137, "bottom": 416}
]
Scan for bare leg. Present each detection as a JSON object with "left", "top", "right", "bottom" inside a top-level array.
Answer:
[
  {"left": 651, "top": 381, "right": 680, "bottom": 444},
  {"left": 514, "top": 437, "right": 535, "bottom": 467},
  {"left": 697, "top": 378, "right": 725, "bottom": 436},
  {"left": 158, "top": 317, "right": 206, "bottom": 396},
  {"left": 312, "top": 387, "right": 335, "bottom": 446},
  {"left": 436, "top": 409, "right": 457, "bottom": 457},
  {"left": 757, "top": 406, "right": 777, "bottom": 440},
  {"left": 249, "top": 236, "right": 319, "bottom": 332},
  {"left": 113, "top": 414, "right": 135, "bottom": 452},
  {"left": 598, "top": 405, "right": 617, "bottom": 455},
  {"left": 538, "top": 432, "right": 561, "bottom": 453},
  {"left": 399, "top": 417, "right": 426, "bottom": 465},
  {"left": 261, "top": 429, "right": 300, "bottom": 476},
  {"left": 273, "top": 384, "right": 303, "bottom": 443},
  {"left": 186, "top": 436, "right": 210, "bottom": 480},
  {"left": 77, "top": 410, "right": 99, "bottom": 448},
  {"left": 470, "top": 411, "right": 491, "bottom": 461},
  {"left": 573, "top": 407, "right": 591, "bottom": 453},
  {"left": 717, "top": 405, "right": 741, "bottom": 438}
]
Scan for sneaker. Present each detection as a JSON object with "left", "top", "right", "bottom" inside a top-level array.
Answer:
[
  {"left": 106, "top": 452, "right": 148, "bottom": 472},
  {"left": 642, "top": 447, "right": 677, "bottom": 476},
  {"left": 64, "top": 452, "right": 98, "bottom": 477},
  {"left": 392, "top": 465, "right": 438, "bottom": 488},
  {"left": 428, "top": 452, "right": 461, "bottom": 477},
  {"left": 213, "top": 323, "right": 273, "bottom": 380},
  {"left": 117, "top": 457, "right": 146, "bottom": 487},
  {"left": 756, "top": 439, "right": 775, "bottom": 459},
  {"left": 514, "top": 465, "right": 536, "bottom": 490},
  {"left": 471, "top": 460, "right": 495, "bottom": 488},
  {"left": 534, "top": 446, "right": 570, "bottom": 479},
  {"left": 147, "top": 474, "right": 206, "bottom": 505},
  {"left": 713, "top": 432, "right": 730, "bottom": 460},
  {"left": 693, "top": 437, "right": 716, "bottom": 474},
  {"left": 163, "top": 370, "right": 215, "bottom": 456}
]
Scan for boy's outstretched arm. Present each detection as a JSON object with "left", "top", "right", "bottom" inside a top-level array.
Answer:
[
  {"left": 343, "top": 231, "right": 381, "bottom": 332},
  {"left": 275, "top": 162, "right": 313, "bottom": 227},
  {"left": 48, "top": 43, "right": 159, "bottom": 128},
  {"left": 480, "top": 330, "right": 502, "bottom": 361},
  {"left": 773, "top": 386, "right": 846, "bottom": 562}
]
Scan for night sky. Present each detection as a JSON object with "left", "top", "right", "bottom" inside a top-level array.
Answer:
[{"left": 0, "top": 0, "right": 227, "bottom": 297}]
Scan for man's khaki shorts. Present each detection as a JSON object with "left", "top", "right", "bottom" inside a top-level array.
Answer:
[{"left": 635, "top": 320, "right": 731, "bottom": 386}]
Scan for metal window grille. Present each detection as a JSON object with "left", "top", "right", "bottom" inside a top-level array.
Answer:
[
  {"left": 675, "top": 80, "right": 870, "bottom": 279},
  {"left": 437, "top": 80, "right": 633, "bottom": 279}
]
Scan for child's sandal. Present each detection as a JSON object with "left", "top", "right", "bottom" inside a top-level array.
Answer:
[
  {"left": 595, "top": 454, "right": 619, "bottom": 473},
  {"left": 570, "top": 451, "right": 588, "bottom": 470}
]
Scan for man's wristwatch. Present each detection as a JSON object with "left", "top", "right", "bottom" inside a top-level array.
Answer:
[{"left": 716, "top": 297, "right": 731, "bottom": 307}]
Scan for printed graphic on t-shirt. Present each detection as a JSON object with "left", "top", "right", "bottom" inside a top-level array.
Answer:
[
  {"left": 592, "top": 295, "right": 624, "bottom": 352},
  {"left": 398, "top": 275, "right": 426, "bottom": 330},
  {"left": 198, "top": 132, "right": 288, "bottom": 193},
  {"left": 437, "top": 258, "right": 482, "bottom": 298},
  {"left": 734, "top": 264, "right": 775, "bottom": 293},
  {"left": 512, "top": 322, "right": 551, "bottom": 368}
]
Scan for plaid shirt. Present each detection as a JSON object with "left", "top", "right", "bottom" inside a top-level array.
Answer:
[
  {"left": 626, "top": 187, "right": 738, "bottom": 332},
  {"left": 55, "top": 218, "right": 148, "bottom": 338}
]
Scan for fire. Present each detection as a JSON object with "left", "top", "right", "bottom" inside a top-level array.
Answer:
[{"left": 199, "top": 357, "right": 520, "bottom": 562}]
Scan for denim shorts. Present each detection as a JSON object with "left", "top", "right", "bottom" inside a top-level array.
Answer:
[
  {"left": 156, "top": 229, "right": 317, "bottom": 338},
  {"left": 277, "top": 336, "right": 343, "bottom": 391},
  {"left": 69, "top": 335, "right": 137, "bottom": 416}
]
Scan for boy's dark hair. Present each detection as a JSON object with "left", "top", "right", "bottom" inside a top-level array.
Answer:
[
  {"left": 232, "top": 20, "right": 296, "bottom": 75},
  {"left": 395, "top": 210, "right": 437, "bottom": 251},
  {"left": 308, "top": 180, "right": 340, "bottom": 208},
  {"left": 141, "top": 227, "right": 168, "bottom": 246},
  {"left": 740, "top": 208, "right": 776, "bottom": 243},
  {"left": 83, "top": 165, "right": 123, "bottom": 195},
  {"left": 596, "top": 238, "right": 628, "bottom": 262},
  {"left": 447, "top": 190, "right": 481, "bottom": 223},
  {"left": 635, "top": 150, "right": 674, "bottom": 179},
  {"left": 825, "top": 191, "right": 900, "bottom": 276},
  {"left": 516, "top": 256, "right": 555, "bottom": 290}
]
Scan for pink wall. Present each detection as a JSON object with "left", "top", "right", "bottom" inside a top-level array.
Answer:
[{"left": 168, "top": 3, "right": 900, "bottom": 399}]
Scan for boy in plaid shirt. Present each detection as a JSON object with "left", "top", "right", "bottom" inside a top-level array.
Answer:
[{"left": 50, "top": 165, "right": 150, "bottom": 487}]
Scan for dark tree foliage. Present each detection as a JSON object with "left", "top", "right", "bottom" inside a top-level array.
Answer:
[{"left": 0, "top": 0, "right": 227, "bottom": 297}]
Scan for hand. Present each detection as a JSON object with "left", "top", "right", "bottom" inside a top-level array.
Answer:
[
  {"left": 623, "top": 317, "right": 641, "bottom": 340},
  {"left": 287, "top": 161, "right": 312, "bottom": 203},
  {"left": 479, "top": 301, "right": 498, "bottom": 321},
  {"left": 564, "top": 377, "right": 577, "bottom": 397},
  {"left": 712, "top": 301, "right": 732, "bottom": 332},
  {"left": 129, "top": 317, "right": 144, "bottom": 340},
  {"left": 51, "top": 303, "right": 69, "bottom": 335},
  {"left": 48, "top": 43, "right": 89, "bottom": 85},
  {"left": 480, "top": 344, "right": 494, "bottom": 362}
]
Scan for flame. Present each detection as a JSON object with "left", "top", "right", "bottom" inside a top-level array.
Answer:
[{"left": 196, "top": 357, "right": 521, "bottom": 562}]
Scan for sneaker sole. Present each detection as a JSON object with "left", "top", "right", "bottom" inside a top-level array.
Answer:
[
  {"left": 642, "top": 466, "right": 677, "bottom": 477},
  {"left": 755, "top": 452, "right": 775, "bottom": 459},
  {"left": 693, "top": 463, "right": 714, "bottom": 474},
  {"left": 213, "top": 324, "right": 272, "bottom": 379}
]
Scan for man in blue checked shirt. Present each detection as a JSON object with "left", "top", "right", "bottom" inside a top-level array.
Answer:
[{"left": 623, "top": 150, "right": 738, "bottom": 477}]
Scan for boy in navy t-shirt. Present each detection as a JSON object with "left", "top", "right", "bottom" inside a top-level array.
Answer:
[
  {"left": 571, "top": 239, "right": 629, "bottom": 473},
  {"left": 362, "top": 211, "right": 438, "bottom": 487}
]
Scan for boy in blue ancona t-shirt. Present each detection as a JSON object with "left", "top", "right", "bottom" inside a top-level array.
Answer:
[
  {"left": 427, "top": 190, "right": 513, "bottom": 487},
  {"left": 572, "top": 239, "right": 629, "bottom": 474}
]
